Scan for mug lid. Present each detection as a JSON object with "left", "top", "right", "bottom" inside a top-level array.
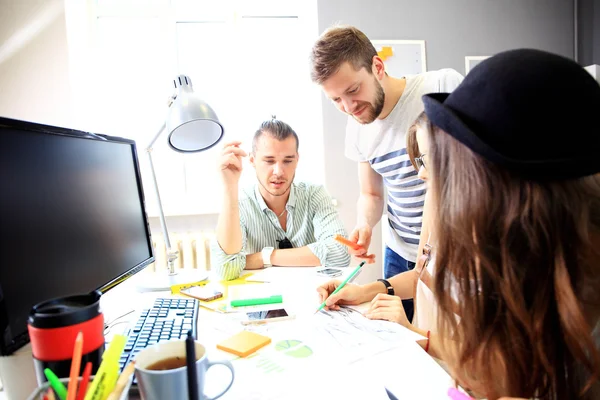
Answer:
[{"left": 28, "top": 290, "right": 102, "bottom": 329}]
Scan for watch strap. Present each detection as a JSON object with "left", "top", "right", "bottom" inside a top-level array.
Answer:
[
  {"left": 377, "top": 278, "right": 395, "bottom": 296},
  {"left": 262, "top": 247, "right": 274, "bottom": 267}
]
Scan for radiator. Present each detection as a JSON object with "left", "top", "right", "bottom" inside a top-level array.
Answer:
[{"left": 146, "top": 231, "right": 215, "bottom": 273}]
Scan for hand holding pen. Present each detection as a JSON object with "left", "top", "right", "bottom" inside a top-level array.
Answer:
[{"left": 316, "top": 261, "right": 368, "bottom": 311}]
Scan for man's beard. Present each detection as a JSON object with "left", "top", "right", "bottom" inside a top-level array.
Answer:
[
  {"left": 257, "top": 173, "right": 294, "bottom": 197},
  {"left": 353, "top": 78, "right": 385, "bottom": 124}
]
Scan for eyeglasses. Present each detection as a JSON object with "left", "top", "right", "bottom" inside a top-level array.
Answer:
[
  {"left": 414, "top": 154, "right": 427, "bottom": 170},
  {"left": 277, "top": 237, "right": 293, "bottom": 249}
]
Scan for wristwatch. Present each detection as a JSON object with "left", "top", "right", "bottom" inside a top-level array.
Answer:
[
  {"left": 377, "top": 278, "right": 395, "bottom": 296},
  {"left": 261, "top": 246, "right": 274, "bottom": 268}
]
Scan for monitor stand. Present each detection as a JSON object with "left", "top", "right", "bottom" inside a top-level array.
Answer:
[
  {"left": 136, "top": 269, "right": 208, "bottom": 292},
  {"left": 137, "top": 248, "right": 208, "bottom": 292}
]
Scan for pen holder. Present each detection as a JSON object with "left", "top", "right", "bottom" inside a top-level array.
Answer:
[
  {"left": 26, "top": 374, "right": 134, "bottom": 400},
  {"left": 27, "top": 291, "right": 105, "bottom": 384}
]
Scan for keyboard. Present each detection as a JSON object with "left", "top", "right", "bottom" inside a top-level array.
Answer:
[{"left": 120, "top": 297, "right": 199, "bottom": 377}]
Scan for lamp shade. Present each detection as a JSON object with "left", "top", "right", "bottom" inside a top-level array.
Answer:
[{"left": 166, "top": 75, "right": 224, "bottom": 153}]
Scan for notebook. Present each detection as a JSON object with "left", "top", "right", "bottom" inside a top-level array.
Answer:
[{"left": 216, "top": 330, "right": 272, "bottom": 357}]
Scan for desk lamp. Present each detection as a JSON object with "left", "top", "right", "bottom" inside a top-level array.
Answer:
[{"left": 139, "top": 75, "right": 224, "bottom": 291}]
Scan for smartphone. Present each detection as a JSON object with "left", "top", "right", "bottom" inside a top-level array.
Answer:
[
  {"left": 316, "top": 267, "right": 342, "bottom": 277},
  {"left": 180, "top": 286, "right": 223, "bottom": 302},
  {"left": 241, "top": 308, "right": 295, "bottom": 325}
]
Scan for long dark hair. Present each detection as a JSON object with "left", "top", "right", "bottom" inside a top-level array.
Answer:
[{"left": 429, "top": 126, "right": 600, "bottom": 399}]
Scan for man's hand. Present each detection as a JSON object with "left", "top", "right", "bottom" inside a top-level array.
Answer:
[
  {"left": 219, "top": 141, "right": 247, "bottom": 187},
  {"left": 364, "top": 293, "right": 410, "bottom": 328},
  {"left": 348, "top": 224, "right": 376, "bottom": 263},
  {"left": 316, "top": 280, "right": 366, "bottom": 310}
]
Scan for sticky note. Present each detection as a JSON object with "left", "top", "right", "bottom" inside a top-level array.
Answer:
[
  {"left": 216, "top": 330, "right": 271, "bottom": 357},
  {"left": 377, "top": 46, "right": 394, "bottom": 61}
]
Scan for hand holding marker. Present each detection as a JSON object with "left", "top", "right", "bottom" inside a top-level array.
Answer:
[
  {"left": 334, "top": 234, "right": 376, "bottom": 263},
  {"left": 315, "top": 261, "right": 366, "bottom": 313}
]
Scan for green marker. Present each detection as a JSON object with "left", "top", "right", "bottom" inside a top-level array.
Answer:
[
  {"left": 44, "top": 368, "right": 67, "bottom": 400},
  {"left": 230, "top": 295, "right": 283, "bottom": 307},
  {"left": 315, "top": 261, "right": 366, "bottom": 313}
]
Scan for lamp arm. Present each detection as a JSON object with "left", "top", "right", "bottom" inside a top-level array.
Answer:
[
  {"left": 146, "top": 123, "right": 178, "bottom": 274},
  {"left": 147, "top": 120, "right": 168, "bottom": 150}
]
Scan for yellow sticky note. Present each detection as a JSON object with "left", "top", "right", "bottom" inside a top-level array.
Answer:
[
  {"left": 217, "top": 330, "right": 271, "bottom": 357},
  {"left": 378, "top": 46, "right": 394, "bottom": 61}
]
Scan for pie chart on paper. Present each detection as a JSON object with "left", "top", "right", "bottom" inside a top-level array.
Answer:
[{"left": 274, "top": 340, "right": 313, "bottom": 358}]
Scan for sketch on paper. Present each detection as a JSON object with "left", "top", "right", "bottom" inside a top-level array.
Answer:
[{"left": 310, "top": 307, "right": 423, "bottom": 363}]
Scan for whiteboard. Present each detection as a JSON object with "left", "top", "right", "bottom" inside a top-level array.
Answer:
[
  {"left": 465, "top": 56, "right": 491, "bottom": 75},
  {"left": 371, "top": 40, "right": 427, "bottom": 77}
]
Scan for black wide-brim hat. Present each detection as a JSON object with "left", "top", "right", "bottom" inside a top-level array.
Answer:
[{"left": 423, "top": 49, "right": 600, "bottom": 180}]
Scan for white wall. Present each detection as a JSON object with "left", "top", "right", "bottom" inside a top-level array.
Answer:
[
  {"left": 318, "top": 0, "right": 577, "bottom": 284},
  {"left": 0, "top": 0, "right": 72, "bottom": 127}
]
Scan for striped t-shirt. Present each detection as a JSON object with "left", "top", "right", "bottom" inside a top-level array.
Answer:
[
  {"left": 345, "top": 69, "right": 464, "bottom": 262},
  {"left": 210, "top": 182, "right": 350, "bottom": 280}
]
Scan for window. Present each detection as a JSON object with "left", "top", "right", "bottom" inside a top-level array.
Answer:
[{"left": 66, "top": 0, "right": 323, "bottom": 216}]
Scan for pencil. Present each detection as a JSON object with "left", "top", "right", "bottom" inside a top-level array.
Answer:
[
  {"left": 45, "top": 388, "right": 56, "bottom": 400},
  {"left": 105, "top": 361, "right": 136, "bottom": 400},
  {"left": 315, "top": 261, "right": 366, "bottom": 313},
  {"left": 75, "top": 362, "right": 92, "bottom": 400},
  {"left": 334, "top": 234, "right": 363, "bottom": 251},
  {"left": 66, "top": 332, "right": 84, "bottom": 400}
]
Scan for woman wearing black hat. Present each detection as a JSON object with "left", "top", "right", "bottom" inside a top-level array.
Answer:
[{"left": 422, "top": 49, "right": 600, "bottom": 399}]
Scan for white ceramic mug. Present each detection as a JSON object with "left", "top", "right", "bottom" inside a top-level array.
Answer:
[{"left": 135, "top": 340, "right": 234, "bottom": 400}]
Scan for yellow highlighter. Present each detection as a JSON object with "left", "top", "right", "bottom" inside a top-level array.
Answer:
[{"left": 84, "top": 334, "right": 126, "bottom": 400}]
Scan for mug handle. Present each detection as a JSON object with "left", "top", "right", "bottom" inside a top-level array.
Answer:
[{"left": 204, "top": 359, "right": 235, "bottom": 400}]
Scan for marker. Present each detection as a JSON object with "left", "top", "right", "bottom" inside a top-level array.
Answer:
[
  {"left": 334, "top": 234, "right": 363, "bottom": 251},
  {"left": 447, "top": 388, "right": 474, "bottom": 400},
  {"left": 230, "top": 295, "right": 283, "bottom": 307},
  {"left": 315, "top": 261, "right": 366, "bottom": 313},
  {"left": 84, "top": 335, "right": 126, "bottom": 400},
  {"left": 44, "top": 368, "right": 67, "bottom": 400}
]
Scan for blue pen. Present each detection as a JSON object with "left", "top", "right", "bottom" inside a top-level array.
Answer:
[{"left": 315, "top": 261, "right": 366, "bottom": 313}]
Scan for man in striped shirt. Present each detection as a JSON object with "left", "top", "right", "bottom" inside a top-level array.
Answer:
[
  {"left": 311, "top": 25, "right": 463, "bottom": 320},
  {"left": 211, "top": 119, "right": 350, "bottom": 280}
]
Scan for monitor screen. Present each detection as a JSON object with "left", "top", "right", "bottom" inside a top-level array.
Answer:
[{"left": 0, "top": 117, "right": 154, "bottom": 355}]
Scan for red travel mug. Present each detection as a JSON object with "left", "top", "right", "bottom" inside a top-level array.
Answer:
[{"left": 27, "top": 290, "right": 105, "bottom": 384}]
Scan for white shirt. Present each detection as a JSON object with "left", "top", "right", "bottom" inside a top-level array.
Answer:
[{"left": 345, "top": 69, "right": 464, "bottom": 262}]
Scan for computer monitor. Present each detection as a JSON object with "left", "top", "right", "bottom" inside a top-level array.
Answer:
[{"left": 0, "top": 117, "right": 155, "bottom": 355}]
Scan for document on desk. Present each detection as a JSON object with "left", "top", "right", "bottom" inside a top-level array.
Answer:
[
  {"left": 359, "top": 340, "right": 454, "bottom": 399},
  {"left": 209, "top": 326, "right": 390, "bottom": 400},
  {"left": 308, "top": 307, "right": 424, "bottom": 363}
]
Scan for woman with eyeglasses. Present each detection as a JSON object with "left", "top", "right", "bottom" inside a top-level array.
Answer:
[
  {"left": 424, "top": 49, "right": 600, "bottom": 399},
  {"left": 320, "top": 49, "right": 600, "bottom": 399},
  {"left": 317, "top": 111, "right": 448, "bottom": 359}
]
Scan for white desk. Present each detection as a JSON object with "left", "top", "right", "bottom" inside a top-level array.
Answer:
[{"left": 99, "top": 267, "right": 453, "bottom": 400}]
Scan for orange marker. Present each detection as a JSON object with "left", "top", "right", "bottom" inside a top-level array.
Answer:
[
  {"left": 67, "top": 332, "right": 84, "bottom": 400},
  {"left": 334, "top": 234, "right": 363, "bottom": 251}
]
